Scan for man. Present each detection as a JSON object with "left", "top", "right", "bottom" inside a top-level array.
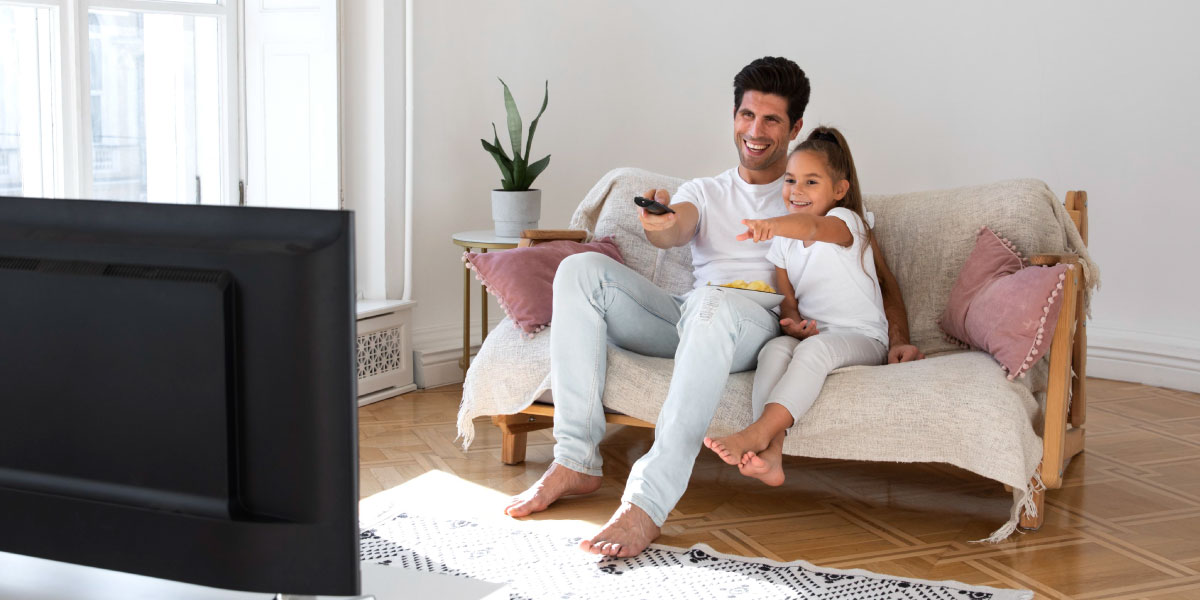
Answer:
[{"left": 504, "top": 57, "right": 923, "bottom": 557}]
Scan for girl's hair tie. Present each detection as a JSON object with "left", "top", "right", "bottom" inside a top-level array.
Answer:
[{"left": 812, "top": 131, "right": 839, "bottom": 145}]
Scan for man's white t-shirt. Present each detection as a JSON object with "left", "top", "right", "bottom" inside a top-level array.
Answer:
[
  {"left": 673, "top": 168, "right": 788, "bottom": 293},
  {"left": 765, "top": 206, "right": 889, "bottom": 346}
]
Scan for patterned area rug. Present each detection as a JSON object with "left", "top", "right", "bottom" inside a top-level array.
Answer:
[{"left": 360, "top": 489, "right": 1032, "bottom": 600}]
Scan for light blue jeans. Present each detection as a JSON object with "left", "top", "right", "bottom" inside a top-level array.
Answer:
[{"left": 549, "top": 252, "right": 780, "bottom": 526}]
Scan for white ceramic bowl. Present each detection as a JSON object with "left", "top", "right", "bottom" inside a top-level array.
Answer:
[{"left": 705, "top": 284, "right": 784, "bottom": 310}]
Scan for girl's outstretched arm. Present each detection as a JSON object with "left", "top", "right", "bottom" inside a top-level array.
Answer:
[{"left": 737, "top": 213, "right": 853, "bottom": 246}]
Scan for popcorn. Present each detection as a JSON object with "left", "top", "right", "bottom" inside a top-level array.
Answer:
[{"left": 714, "top": 279, "right": 776, "bottom": 293}]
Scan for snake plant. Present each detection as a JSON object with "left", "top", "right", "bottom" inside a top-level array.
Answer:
[{"left": 480, "top": 78, "right": 550, "bottom": 191}]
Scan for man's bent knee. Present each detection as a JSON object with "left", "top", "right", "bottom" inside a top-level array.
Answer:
[
  {"left": 680, "top": 287, "right": 735, "bottom": 327},
  {"left": 553, "top": 252, "right": 620, "bottom": 294}
]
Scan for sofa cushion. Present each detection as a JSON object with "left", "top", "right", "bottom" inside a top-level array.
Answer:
[
  {"left": 939, "top": 227, "right": 1073, "bottom": 380},
  {"left": 463, "top": 237, "right": 624, "bottom": 336}
]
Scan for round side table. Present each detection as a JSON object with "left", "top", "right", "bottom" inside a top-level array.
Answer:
[{"left": 452, "top": 230, "right": 520, "bottom": 372}]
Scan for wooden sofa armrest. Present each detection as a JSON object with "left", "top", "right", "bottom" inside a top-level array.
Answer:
[
  {"left": 1028, "top": 253, "right": 1078, "bottom": 265},
  {"left": 1028, "top": 253, "right": 1085, "bottom": 284},
  {"left": 1018, "top": 194, "right": 1092, "bottom": 530},
  {"left": 518, "top": 229, "right": 588, "bottom": 248},
  {"left": 1019, "top": 254, "right": 1086, "bottom": 529},
  {"left": 1037, "top": 257, "right": 1083, "bottom": 491}
]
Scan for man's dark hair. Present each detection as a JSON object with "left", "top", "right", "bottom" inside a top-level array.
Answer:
[{"left": 733, "top": 57, "right": 811, "bottom": 127}]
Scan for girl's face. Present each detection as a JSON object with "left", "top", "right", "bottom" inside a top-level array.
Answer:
[{"left": 782, "top": 150, "right": 848, "bottom": 216}]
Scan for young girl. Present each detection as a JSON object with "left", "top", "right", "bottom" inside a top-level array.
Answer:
[{"left": 703, "top": 126, "right": 889, "bottom": 486}]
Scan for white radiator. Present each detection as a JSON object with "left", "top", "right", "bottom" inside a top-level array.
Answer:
[{"left": 356, "top": 300, "right": 416, "bottom": 406}]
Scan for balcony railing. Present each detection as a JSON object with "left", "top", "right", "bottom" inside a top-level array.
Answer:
[
  {"left": 92, "top": 135, "right": 146, "bottom": 200},
  {"left": 0, "top": 134, "right": 20, "bottom": 195}
]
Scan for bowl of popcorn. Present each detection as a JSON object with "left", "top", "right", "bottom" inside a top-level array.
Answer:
[{"left": 705, "top": 279, "right": 784, "bottom": 310}]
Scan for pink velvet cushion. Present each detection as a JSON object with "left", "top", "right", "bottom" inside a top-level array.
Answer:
[
  {"left": 462, "top": 236, "right": 623, "bottom": 336},
  {"left": 939, "top": 226, "right": 1073, "bottom": 380}
]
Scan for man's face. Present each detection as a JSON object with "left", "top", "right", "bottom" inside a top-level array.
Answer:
[{"left": 733, "top": 91, "right": 802, "bottom": 175}]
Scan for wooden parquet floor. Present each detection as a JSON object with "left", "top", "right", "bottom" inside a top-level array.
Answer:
[{"left": 359, "top": 378, "right": 1200, "bottom": 599}]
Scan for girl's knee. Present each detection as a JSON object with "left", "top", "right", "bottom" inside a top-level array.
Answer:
[
  {"left": 758, "top": 335, "right": 799, "bottom": 361},
  {"left": 789, "top": 336, "right": 839, "bottom": 366}
]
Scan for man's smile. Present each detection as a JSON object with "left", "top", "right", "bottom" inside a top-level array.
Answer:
[{"left": 743, "top": 138, "right": 769, "bottom": 156}]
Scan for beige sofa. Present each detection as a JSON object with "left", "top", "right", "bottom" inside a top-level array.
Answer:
[{"left": 456, "top": 168, "right": 1096, "bottom": 541}]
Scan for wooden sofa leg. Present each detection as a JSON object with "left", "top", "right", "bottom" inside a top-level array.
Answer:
[
  {"left": 492, "top": 415, "right": 530, "bottom": 465},
  {"left": 1019, "top": 477, "right": 1047, "bottom": 531},
  {"left": 491, "top": 413, "right": 554, "bottom": 465},
  {"left": 501, "top": 431, "right": 529, "bottom": 465}
]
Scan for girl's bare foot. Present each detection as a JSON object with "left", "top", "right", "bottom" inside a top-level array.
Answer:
[
  {"left": 703, "top": 429, "right": 769, "bottom": 466},
  {"left": 738, "top": 449, "right": 785, "bottom": 486},
  {"left": 580, "top": 502, "right": 661, "bottom": 558},
  {"left": 504, "top": 463, "right": 602, "bottom": 517}
]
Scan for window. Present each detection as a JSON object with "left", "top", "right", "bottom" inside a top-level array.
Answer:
[
  {"left": 0, "top": 4, "right": 59, "bottom": 197},
  {"left": 2, "top": 0, "right": 340, "bottom": 208},
  {"left": 88, "top": 9, "right": 222, "bottom": 203},
  {"left": 0, "top": 0, "right": 236, "bottom": 204}
]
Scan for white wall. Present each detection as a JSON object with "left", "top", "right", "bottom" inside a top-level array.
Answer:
[{"left": 401, "top": 0, "right": 1200, "bottom": 390}]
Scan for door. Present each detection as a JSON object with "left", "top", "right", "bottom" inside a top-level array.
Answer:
[{"left": 243, "top": 0, "right": 339, "bottom": 209}]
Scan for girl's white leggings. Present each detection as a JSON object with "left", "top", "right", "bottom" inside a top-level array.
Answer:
[{"left": 752, "top": 332, "right": 888, "bottom": 425}]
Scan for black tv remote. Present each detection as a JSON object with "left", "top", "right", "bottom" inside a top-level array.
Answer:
[{"left": 634, "top": 196, "right": 676, "bottom": 215}]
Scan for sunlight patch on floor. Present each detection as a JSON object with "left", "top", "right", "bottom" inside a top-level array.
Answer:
[{"left": 361, "top": 469, "right": 602, "bottom": 541}]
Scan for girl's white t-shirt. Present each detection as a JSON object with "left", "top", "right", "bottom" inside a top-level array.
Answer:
[
  {"left": 674, "top": 168, "right": 788, "bottom": 292},
  {"left": 765, "top": 207, "right": 889, "bottom": 346}
]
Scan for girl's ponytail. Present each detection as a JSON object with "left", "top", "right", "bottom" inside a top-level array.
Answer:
[{"left": 793, "top": 127, "right": 873, "bottom": 275}]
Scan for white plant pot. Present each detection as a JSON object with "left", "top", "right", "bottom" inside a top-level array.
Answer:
[{"left": 491, "top": 189, "right": 541, "bottom": 238}]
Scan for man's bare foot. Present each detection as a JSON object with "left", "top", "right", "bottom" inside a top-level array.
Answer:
[
  {"left": 704, "top": 428, "right": 769, "bottom": 466},
  {"left": 738, "top": 449, "right": 785, "bottom": 486},
  {"left": 580, "top": 502, "right": 661, "bottom": 558},
  {"left": 504, "top": 463, "right": 602, "bottom": 518}
]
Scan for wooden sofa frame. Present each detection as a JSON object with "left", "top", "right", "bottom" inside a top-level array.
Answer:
[{"left": 490, "top": 191, "right": 1090, "bottom": 530}]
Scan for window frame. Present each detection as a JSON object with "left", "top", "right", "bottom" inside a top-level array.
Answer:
[{"left": 3, "top": 0, "right": 240, "bottom": 203}]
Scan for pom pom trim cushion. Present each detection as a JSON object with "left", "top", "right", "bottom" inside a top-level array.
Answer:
[
  {"left": 462, "top": 236, "right": 624, "bottom": 337},
  {"left": 939, "top": 226, "right": 1073, "bottom": 380}
]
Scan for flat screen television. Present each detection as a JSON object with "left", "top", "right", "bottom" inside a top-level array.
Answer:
[{"left": 0, "top": 196, "right": 359, "bottom": 596}]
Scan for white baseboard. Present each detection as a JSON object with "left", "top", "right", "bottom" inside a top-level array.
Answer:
[
  {"left": 358, "top": 383, "right": 418, "bottom": 407},
  {"left": 412, "top": 319, "right": 504, "bottom": 389},
  {"left": 1087, "top": 326, "right": 1200, "bottom": 393}
]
